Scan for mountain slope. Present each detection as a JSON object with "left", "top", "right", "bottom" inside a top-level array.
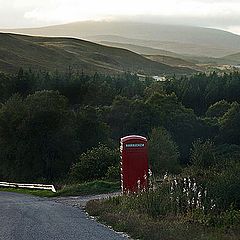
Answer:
[
  {"left": 144, "top": 55, "right": 203, "bottom": 71},
  {"left": 99, "top": 40, "right": 182, "bottom": 58},
  {"left": 0, "top": 33, "right": 195, "bottom": 75},
  {"left": 3, "top": 21, "right": 240, "bottom": 57},
  {"left": 99, "top": 40, "right": 201, "bottom": 70},
  {"left": 220, "top": 53, "right": 240, "bottom": 65},
  {"left": 90, "top": 35, "right": 237, "bottom": 58}
]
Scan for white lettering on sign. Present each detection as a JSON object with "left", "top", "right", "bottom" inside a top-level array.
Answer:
[{"left": 125, "top": 143, "right": 145, "bottom": 148}]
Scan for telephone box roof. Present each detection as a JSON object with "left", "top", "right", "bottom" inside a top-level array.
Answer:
[{"left": 121, "top": 135, "right": 147, "bottom": 143}]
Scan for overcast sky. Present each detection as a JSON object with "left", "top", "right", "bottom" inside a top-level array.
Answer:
[{"left": 1, "top": 0, "right": 240, "bottom": 34}]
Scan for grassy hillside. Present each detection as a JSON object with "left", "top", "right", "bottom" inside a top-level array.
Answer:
[
  {"left": 144, "top": 54, "right": 203, "bottom": 71},
  {"left": 0, "top": 33, "right": 195, "bottom": 75},
  {"left": 220, "top": 52, "right": 240, "bottom": 65},
  {"left": 97, "top": 39, "right": 238, "bottom": 69},
  {"left": 3, "top": 21, "right": 240, "bottom": 57},
  {"left": 99, "top": 40, "right": 182, "bottom": 58},
  {"left": 184, "top": 55, "right": 240, "bottom": 66},
  {"left": 91, "top": 35, "right": 236, "bottom": 58}
]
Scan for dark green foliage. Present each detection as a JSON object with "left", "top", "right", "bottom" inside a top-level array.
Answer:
[
  {"left": 149, "top": 128, "right": 180, "bottom": 175},
  {"left": 74, "top": 106, "right": 110, "bottom": 153},
  {"left": 208, "top": 162, "right": 240, "bottom": 211},
  {"left": 165, "top": 72, "right": 240, "bottom": 115},
  {"left": 0, "top": 91, "right": 75, "bottom": 181},
  {"left": 215, "top": 144, "right": 240, "bottom": 161},
  {"left": 0, "top": 70, "right": 154, "bottom": 182},
  {"left": 106, "top": 92, "right": 209, "bottom": 164},
  {"left": 106, "top": 96, "right": 159, "bottom": 139},
  {"left": 14, "top": 68, "right": 34, "bottom": 95},
  {"left": 146, "top": 92, "right": 209, "bottom": 163},
  {"left": 219, "top": 102, "right": 240, "bottom": 145},
  {"left": 0, "top": 68, "right": 240, "bottom": 186},
  {"left": 206, "top": 100, "right": 231, "bottom": 118},
  {"left": 70, "top": 144, "right": 119, "bottom": 182},
  {"left": 105, "top": 96, "right": 132, "bottom": 139},
  {"left": 190, "top": 139, "right": 216, "bottom": 169},
  {"left": 105, "top": 165, "right": 120, "bottom": 181}
]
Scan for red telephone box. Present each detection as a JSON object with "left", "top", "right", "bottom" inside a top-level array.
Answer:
[{"left": 120, "top": 135, "right": 148, "bottom": 193}]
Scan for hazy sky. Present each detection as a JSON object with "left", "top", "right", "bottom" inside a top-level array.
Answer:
[{"left": 1, "top": 0, "right": 240, "bottom": 34}]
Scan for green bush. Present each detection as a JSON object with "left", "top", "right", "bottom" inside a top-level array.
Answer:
[
  {"left": 190, "top": 139, "right": 216, "bottom": 169},
  {"left": 149, "top": 127, "right": 180, "bottom": 175},
  {"left": 206, "top": 100, "right": 231, "bottom": 118},
  {"left": 105, "top": 165, "right": 120, "bottom": 181},
  {"left": 207, "top": 162, "right": 240, "bottom": 211},
  {"left": 0, "top": 91, "right": 75, "bottom": 181},
  {"left": 70, "top": 144, "right": 119, "bottom": 182},
  {"left": 219, "top": 102, "right": 240, "bottom": 145}
]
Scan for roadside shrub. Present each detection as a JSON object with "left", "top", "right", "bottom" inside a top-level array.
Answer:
[
  {"left": 105, "top": 165, "right": 120, "bottom": 181},
  {"left": 190, "top": 139, "right": 216, "bottom": 169},
  {"left": 70, "top": 144, "right": 119, "bottom": 182},
  {"left": 149, "top": 127, "right": 180, "bottom": 176},
  {"left": 207, "top": 161, "right": 240, "bottom": 211}
]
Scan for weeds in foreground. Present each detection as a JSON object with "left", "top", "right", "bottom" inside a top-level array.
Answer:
[{"left": 86, "top": 176, "right": 240, "bottom": 240}]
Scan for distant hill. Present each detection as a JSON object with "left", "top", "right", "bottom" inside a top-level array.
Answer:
[
  {"left": 0, "top": 33, "right": 195, "bottom": 75},
  {"left": 96, "top": 39, "right": 231, "bottom": 69},
  {"left": 99, "top": 41, "right": 202, "bottom": 71},
  {"left": 220, "top": 53, "right": 240, "bottom": 65},
  {"left": 99, "top": 41, "right": 182, "bottom": 58},
  {"left": 144, "top": 55, "right": 203, "bottom": 71},
  {"left": 90, "top": 34, "right": 237, "bottom": 58},
  {"left": 2, "top": 21, "right": 240, "bottom": 57},
  {"left": 183, "top": 54, "right": 240, "bottom": 66}
]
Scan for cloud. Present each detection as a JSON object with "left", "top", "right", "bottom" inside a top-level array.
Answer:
[
  {"left": 22, "top": 0, "right": 240, "bottom": 25},
  {"left": 0, "top": 0, "right": 240, "bottom": 34}
]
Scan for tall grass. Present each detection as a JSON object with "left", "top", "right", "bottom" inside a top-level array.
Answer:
[
  {"left": 108, "top": 175, "right": 215, "bottom": 218},
  {"left": 86, "top": 176, "right": 240, "bottom": 240}
]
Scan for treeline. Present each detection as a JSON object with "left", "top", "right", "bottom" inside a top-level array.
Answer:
[
  {"left": 0, "top": 69, "right": 239, "bottom": 182},
  {"left": 165, "top": 71, "right": 240, "bottom": 115}
]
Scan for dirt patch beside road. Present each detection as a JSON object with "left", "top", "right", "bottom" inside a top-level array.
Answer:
[{"left": 53, "top": 191, "right": 121, "bottom": 208}]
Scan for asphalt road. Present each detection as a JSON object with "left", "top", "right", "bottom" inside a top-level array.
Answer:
[{"left": 0, "top": 192, "right": 127, "bottom": 240}]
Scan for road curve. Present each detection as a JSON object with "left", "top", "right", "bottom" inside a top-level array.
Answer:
[{"left": 0, "top": 192, "right": 127, "bottom": 240}]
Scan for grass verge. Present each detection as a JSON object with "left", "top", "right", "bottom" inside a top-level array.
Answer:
[
  {"left": 0, "top": 187, "right": 56, "bottom": 197},
  {"left": 54, "top": 180, "right": 120, "bottom": 197},
  {"left": 0, "top": 180, "right": 120, "bottom": 198},
  {"left": 86, "top": 196, "right": 240, "bottom": 240}
]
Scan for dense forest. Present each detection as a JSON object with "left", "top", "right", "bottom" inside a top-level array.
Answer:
[{"left": 0, "top": 68, "right": 239, "bottom": 184}]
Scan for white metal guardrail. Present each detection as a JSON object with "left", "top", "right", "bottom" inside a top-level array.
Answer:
[{"left": 0, "top": 182, "right": 56, "bottom": 192}]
